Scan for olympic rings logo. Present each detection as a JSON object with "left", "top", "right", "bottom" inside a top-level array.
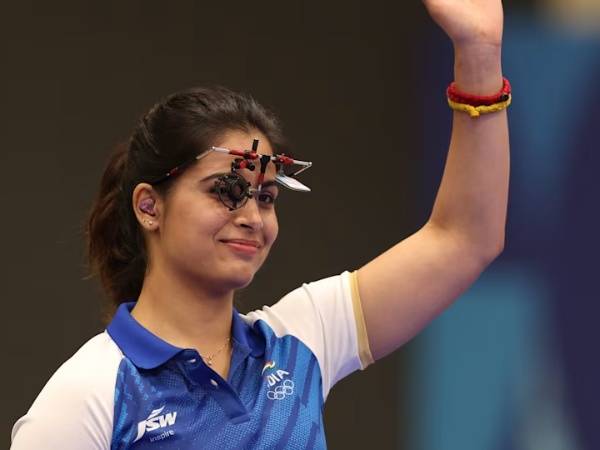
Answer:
[{"left": 266, "top": 380, "right": 295, "bottom": 400}]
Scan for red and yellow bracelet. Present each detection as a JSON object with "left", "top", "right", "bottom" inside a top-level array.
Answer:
[{"left": 447, "top": 77, "right": 512, "bottom": 118}]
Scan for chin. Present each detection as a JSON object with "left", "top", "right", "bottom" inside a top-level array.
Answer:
[
  {"left": 221, "top": 269, "right": 256, "bottom": 291},
  {"left": 221, "top": 277, "right": 254, "bottom": 294}
]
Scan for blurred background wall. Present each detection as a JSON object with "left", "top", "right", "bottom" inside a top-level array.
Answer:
[
  {"left": 2, "top": 1, "right": 598, "bottom": 449},
  {"left": 408, "top": 2, "right": 600, "bottom": 449},
  {"left": 1, "top": 2, "right": 423, "bottom": 448}
]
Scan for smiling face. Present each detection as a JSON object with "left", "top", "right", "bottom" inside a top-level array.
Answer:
[{"left": 141, "top": 128, "right": 280, "bottom": 294}]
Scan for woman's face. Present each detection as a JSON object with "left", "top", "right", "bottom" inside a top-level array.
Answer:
[{"left": 152, "top": 129, "right": 280, "bottom": 293}]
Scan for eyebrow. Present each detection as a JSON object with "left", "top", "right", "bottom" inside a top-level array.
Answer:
[
  {"left": 201, "top": 172, "right": 279, "bottom": 189},
  {"left": 201, "top": 172, "right": 229, "bottom": 182}
]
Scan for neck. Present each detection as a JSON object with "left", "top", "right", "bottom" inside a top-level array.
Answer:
[{"left": 131, "top": 261, "right": 234, "bottom": 357}]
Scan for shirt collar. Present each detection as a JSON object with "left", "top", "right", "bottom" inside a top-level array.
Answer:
[{"left": 107, "top": 302, "right": 264, "bottom": 369}]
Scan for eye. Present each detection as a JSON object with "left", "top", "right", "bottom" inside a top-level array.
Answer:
[{"left": 258, "top": 191, "right": 276, "bottom": 205}]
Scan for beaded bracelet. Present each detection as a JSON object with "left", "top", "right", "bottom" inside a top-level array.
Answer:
[
  {"left": 447, "top": 77, "right": 511, "bottom": 106},
  {"left": 447, "top": 77, "right": 512, "bottom": 117},
  {"left": 447, "top": 95, "right": 511, "bottom": 118}
]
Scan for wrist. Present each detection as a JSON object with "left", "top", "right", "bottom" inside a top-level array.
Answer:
[{"left": 453, "top": 44, "right": 503, "bottom": 95}]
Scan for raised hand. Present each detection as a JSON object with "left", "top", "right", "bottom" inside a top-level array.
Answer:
[{"left": 422, "top": 0, "right": 504, "bottom": 49}]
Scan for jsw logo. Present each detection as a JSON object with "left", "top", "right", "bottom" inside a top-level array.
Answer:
[{"left": 133, "top": 406, "right": 177, "bottom": 443}]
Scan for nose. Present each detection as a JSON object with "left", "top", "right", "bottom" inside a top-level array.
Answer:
[{"left": 233, "top": 196, "right": 264, "bottom": 231}]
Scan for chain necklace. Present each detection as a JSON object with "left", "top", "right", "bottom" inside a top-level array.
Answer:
[{"left": 200, "top": 337, "right": 231, "bottom": 366}]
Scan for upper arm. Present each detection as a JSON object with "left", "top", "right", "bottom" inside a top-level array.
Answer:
[
  {"left": 11, "top": 334, "right": 120, "bottom": 450},
  {"left": 11, "top": 379, "right": 112, "bottom": 450},
  {"left": 357, "top": 222, "right": 499, "bottom": 361}
]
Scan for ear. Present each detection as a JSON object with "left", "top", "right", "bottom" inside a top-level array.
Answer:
[{"left": 132, "top": 183, "right": 162, "bottom": 231}]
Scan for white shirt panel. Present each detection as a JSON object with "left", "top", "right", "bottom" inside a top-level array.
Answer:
[
  {"left": 11, "top": 331, "right": 122, "bottom": 450},
  {"left": 243, "top": 271, "right": 362, "bottom": 400}
]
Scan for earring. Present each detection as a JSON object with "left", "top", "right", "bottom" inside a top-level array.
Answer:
[{"left": 147, "top": 220, "right": 154, "bottom": 226}]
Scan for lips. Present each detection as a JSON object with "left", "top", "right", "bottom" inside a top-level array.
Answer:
[
  {"left": 219, "top": 239, "right": 262, "bottom": 256},
  {"left": 220, "top": 239, "right": 261, "bottom": 248}
]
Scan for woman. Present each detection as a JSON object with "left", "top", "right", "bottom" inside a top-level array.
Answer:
[{"left": 11, "top": 0, "right": 509, "bottom": 448}]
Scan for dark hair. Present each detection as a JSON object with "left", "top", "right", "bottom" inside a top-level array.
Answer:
[{"left": 85, "top": 86, "right": 285, "bottom": 322}]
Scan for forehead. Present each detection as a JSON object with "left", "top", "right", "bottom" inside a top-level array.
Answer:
[{"left": 185, "top": 129, "right": 276, "bottom": 179}]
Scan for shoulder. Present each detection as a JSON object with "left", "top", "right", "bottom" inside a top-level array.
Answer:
[
  {"left": 244, "top": 271, "right": 369, "bottom": 352},
  {"left": 38, "top": 331, "right": 123, "bottom": 398},
  {"left": 244, "top": 271, "right": 356, "bottom": 332},
  {"left": 11, "top": 332, "right": 123, "bottom": 450}
]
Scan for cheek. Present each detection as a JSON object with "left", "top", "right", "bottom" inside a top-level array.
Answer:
[
  {"left": 193, "top": 210, "right": 230, "bottom": 241},
  {"left": 265, "top": 212, "right": 279, "bottom": 245},
  {"left": 167, "top": 199, "right": 228, "bottom": 244}
]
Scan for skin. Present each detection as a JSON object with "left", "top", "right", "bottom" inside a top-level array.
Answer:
[
  {"left": 131, "top": 0, "right": 509, "bottom": 377},
  {"left": 131, "top": 129, "right": 279, "bottom": 378},
  {"left": 358, "top": 0, "right": 508, "bottom": 359}
]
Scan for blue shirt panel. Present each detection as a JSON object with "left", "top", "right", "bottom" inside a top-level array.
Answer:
[{"left": 107, "top": 303, "right": 326, "bottom": 449}]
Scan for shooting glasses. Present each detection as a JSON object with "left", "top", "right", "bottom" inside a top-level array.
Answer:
[{"left": 151, "top": 139, "right": 312, "bottom": 210}]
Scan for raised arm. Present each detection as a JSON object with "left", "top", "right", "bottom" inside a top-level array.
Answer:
[{"left": 357, "top": 0, "right": 509, "bottom": 360}]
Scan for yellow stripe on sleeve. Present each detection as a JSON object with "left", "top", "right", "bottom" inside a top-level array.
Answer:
[{"left": 349, "top": 271, "right": 374, "bottom": 369}]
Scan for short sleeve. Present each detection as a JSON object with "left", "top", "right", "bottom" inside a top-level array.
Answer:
[
  {"left": 11, "top": 332, "right": 122, "bottom": 450},
  {"left": 244, "top": 270, "right": 374, "bottom": 400}
]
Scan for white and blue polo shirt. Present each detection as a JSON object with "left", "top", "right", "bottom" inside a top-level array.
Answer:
[{"left": 11, "top": 271, "right": 373, "bottom": 449}]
